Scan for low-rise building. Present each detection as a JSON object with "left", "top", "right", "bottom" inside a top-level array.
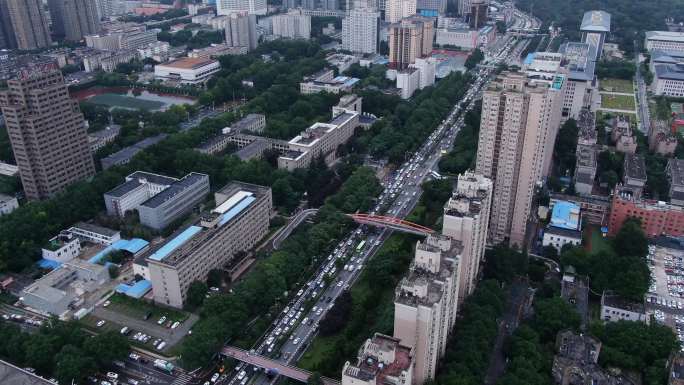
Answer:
[
  {"left": 542, "top": 201, "right": 583, "bottom": 252},
  {"left": 300, "top": 68, "right": 360, "bottom": 94},
  {"left": 20, "top": 259, "right": 110, "bottom": 317},
  {"left": 146, "top": 182, "right": 272, "bottom": 308},
  {"left": 83, "top": 49, "right": 139, "bottom": 72},
  {"left": 396, "top": 67, "right": 421, "bottom": 99},
  {"left": 574, "top": 144, "right": 597, "bottom": 195},
  {"left": 67, "top": 222, "right": 121, "bottom": 246},
  {"left": 410, "top": 57, "right": 437, "bottom": 89},
  {"left": 608, "top": 190, "right": 684, "bottom": 237},
  {"left": 550, "top": 193, "right": 610, "bottom": 225},
  {"left": 188, "top": 44, "right": 247, "bottom": 59},
  {"left": 645, "top": 31, "right": 684, "bottom": 54},
  {"left": 0, "top": 193, "right": 18, "bottom": 216},
  {"left": 611, "top": 115, "right": 637, "bottom": 154},
  {"left": 41, "top": 232, "right": 81, "bottom": 264},
  {"left": 326, "top": 53, "right": 359, "bottom": 73},
  {"left": 137, "top": 41, "right": 171, "bottom": 62},
  {"left": 137, "top": 173, "right": 211, "bottom": 231},
  {"left": 100, "top": 134, "right": 168, "bottom": 170},
  {"left": 622, "top": 153, "right": 648, "bottom": 200},
  {"left": 668, "top": 158, "right": 684, "bottom": 207},
  {"left": 654, "top": 63, "right": 684, "bottom": 97},
  {"left": 88, "top": 125, "right": 121, "bottom": 152},
  {"left": 341, "top": 333, "right": 414, "bottom": 385},
  {"left": 0, "top": 161, "right": 19, "bottom": 177},
  {"left": 104, "top": 171, "right": 180, "bottom": 218},
  {"left": 649, "top": 119, "right": 678, "bottom": 156},
  {"left": 154, "top": 57, "right": 220, "bottom": 85},
  {"left": 195, "top": 134, "right": 233, "bottom": 155},
  {"left": 649, "top": 49, "right": 684, "bottom": 74},
  {"left": 229, "top": 113, "right": 267, "bottom": 133},
  {"left": 600, "top": 291, "right": 647, "bottom": 323}
]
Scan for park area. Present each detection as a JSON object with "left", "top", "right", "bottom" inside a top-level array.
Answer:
[
  {"left": 600, "top": 93, "right": 636, "bottom": 111},
  {"left": 599, "top": 78, "right": 634, "bottom": 93},
  {"left": 86, "top": 93, "right": 165, "bottom": 111}
]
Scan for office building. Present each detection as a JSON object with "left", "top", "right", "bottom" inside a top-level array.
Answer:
[
  {"left": 442, "top": 171, "right": 492, "bottom": 304},
  {"left": 608, "top": 189, "right": 684, "bottom": 237},
  {"left": 645, "top": 31, "right": 684, "bottom": 54},
  {"left": 410, "top": 57, "right": 437, "bottom": 89},
  {"left": 385, "top": 0, "right": 416, "bottom": 23},
  {"left": 137, "top": 41, "right": 171, "bottom": 62},
  {"left": 542, "top": 201, "right": 583, "bottom": 252},
  {"left": 154, "top": 57, "right": 220, "bottom": 85},
  {"left": 104, "top": 171, "right": 181, "bottom": 217},
  {"left": 137, "top": 173, "right": 210, "bottom": 231},
  {"left": 342, "top": 8, "right": 379, "bottom": 54},
  {"left": 574, "top": 144, "right": 597, "bottom": 195},
  {"left": 475, "top": 72, "right": 564, "bottom": 246},
  {"left": 225, "top": 12, "right": 258, "bottom": 51},
  {"left": 396, "top": 67, "right": 421, "bottom": 99},
  {"left": 622, "top": 153, "right": 647, "bottom": 200},
  {"left": 393, "top": 235, "right": 461, "bottom": 384},
  {"left": 0, "top": 71, "right": 95, "bottom": 201},
  {"left": 100, "top": 134, "right": 168, "bottom": 170},
  {"left": 611, "top": 116, "right": 637, "bottom": 154},
  {"left": 147, "top": 182, "right": 272, "bottom": 308},
  {"left": 4, "top": 0, "right": 52, "bottom": 50},
  {"left": 457, "top": 0, "right": 471, "bottom": 17},
  {"left": 88, "top": 125, "right": 121, "bottom": 151},
  {"left": 416, "top": 0, "right": 445, "bottom": 15},
  {"left": 388, "top": 16, "right": 434, "bottom": 70},
  {"left": 341, "top": 333, "right": 414, "bottom": 385},
  {"left": 85, "top": 24, "right": 159, "bottom": 51},
  {"left": 469, "top": 0, "right": 487, "bottom": 29},
  {"left": 600, "top": 292, "right": 647, "bottom": 323},
  {"left": 189, "top": 44, "right": 247, "bottom": 59},
  {"left": 48, "top": 0, "right": 100, "bottom": 41},
  {"left": 580, "top": 10, "right": 610, "bottom": 60},
  {"left": 300, "top": 68, "right": 360, "bottom": 94},
  {"left": 667, "top": 158, "right": 684, "bottom": 206},
  {"left": 217, "top": 0, "right": 267, "bottom": 15},
  {"left": 654, "top": 63, "right": 684, "bottom": 97},
  {"left": 272, "top": 9, "right": 311, "bottom": 39},
  {"left": 0, "top": 193, "right": 18, "bottom": 216}
]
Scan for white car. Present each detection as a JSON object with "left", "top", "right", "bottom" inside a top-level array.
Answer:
[
  {"left": 96, "top": 320, "right": 106, "bottom": 327},
  {"left": 211, "top": 373, "right": 220, "bottom": 383},
  {"left": 157, "top": 316, "right": 166, "bottom": 325},
  {"left": 156, "top": 341, "right": 166, "bottom": 350},
  {"left": 293, "top": 338, "right": 301, "bottom": 345},
  {"left": 238, "top": 370, "right": 247, "bottom": 380},
  {"left": 129, "top": 353, "right": 140, "bottom": 361},
  {"left": 171, "top": 321, "right": 180, "bottom": 329},
  {"left": 106, "top": 372, "right": 118, "bottom": 381}
]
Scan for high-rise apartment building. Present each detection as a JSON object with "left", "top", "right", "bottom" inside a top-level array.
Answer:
[
  {"left": 217, "top": 0, "right": 267, "bottom": 15},
  {"left": 342, "top": 8, "right": 379, "bottom": 54},
  {"left": 388, "top": 16, "right": 434, "bottom": 69},
  {"left": 272, "top": 9, "right": 311, "bottom": 39},
  {"left": 4, "top": 0, "right": 52, "bottom": 50},
  {"left": 469, "top": 0, "right": 487, "bottom": 29},
  {"left": 48, "top": 0, "right": 100, "bottom": 41},
  {"left": 393, "top": 235, "right": 461, "bottom": 385},
  {"left": 457, "top": 0, "right": 471, "bottom": 17},
  {"left": 0, "top": 0, "right": 16, "bottom": 48},
  {"left": 0, "top": 71, "right": 95, "bottom": 201},
  {"left": 225, "top": 12, "right": 258, "bottom": 51},
  {"left": 475, "top": 72, "right": 564, "bottom": 246},
  {"left": 442, "top": 171, "right": 492, "bottom": 304},
  {"left": 385, "top": 0, "right": 416, "bottom": 23}
]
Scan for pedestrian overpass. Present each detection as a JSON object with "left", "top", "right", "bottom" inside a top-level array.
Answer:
[{"left": 347, "top": 214, "right": 435, "bottom": 236}]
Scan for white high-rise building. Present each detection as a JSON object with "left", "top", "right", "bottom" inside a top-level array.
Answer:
[
  {"left": 410, "top": 57, "right": 437, "bottom": 89},
  {"left": 218, "top": 0, "right": 267, "bottom": 15},
  {"left": 342, "top": 8, "right": 379, "bottom": 54},
  {"left": 385, "top": 0, "right": 416, "bottom": 23},
  {"left": 442, "top": 171, "right": 492, "bottom": 304},
  {"left": 272, "top": 9, "right": 311, "bottom": 39},
  {"left": 475, "top": 72, "right": 565, "bottom": 247},
  {"left": 225, "top": 12, "right": 258, "bottom": 51}
]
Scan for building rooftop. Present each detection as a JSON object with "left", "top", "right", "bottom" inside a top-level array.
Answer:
[
  {"left": 576, "top": 144, "right": 597, "bottom": 168},
  {"left": 231, "top": 113, "right": 265, "bottom": 131},
  {"left": 651, "top": 49, "right": 684, "bottom": 64},
  {"left": 655, "top": 63, "right": 684, "bottom": 81},
  {"left": 550, "top": 201, "right": 581, "bottom": 231},
  {"left": 646, "top": 30, "right": 684, "bottom": 43},
  {"left": 141, "top": 172, "right": 208, "bottom": 209},
  {"left": 580, "top": 10, "right": 611, "bottom": 33},
  {"left": 105, "top": 179, "right": 143, "bottom": 198},
  {"left": 90, "top": 125, "right": 121, "bottom": 139},
  {"left": 0, "top": 193, "right": 15, "bottom": 204},
  {"left": 128, "top": 171, "right": 179, "bottom": 186},
  {"left": 196, "top": 133, "right": 231, "bottom": 151},
  {"left": 624, "top": 153, "right": 647, "bottom": 181},
  {"left": 158, "top": 57, "right": 217, "bottom": 70},
  {"left": 559, "top": 42, "right": 597, "bottom": 81},
  {"left": 0, "top": 359, "right": 55, "bottom": 385},
  {"left": 101, "top": 134, "right": 168, "bottom": 167},
  {"left": 577, "top": 109, "right": 597, "bottom": 143},
  {"left": 602, "top": 291, "right": 645, "bottom": 313},
  {"left": 72, "top": 222, "right": 120, "bottom": 237},
  {"left": 344, "top": 334, "right": 413, "bottom": 385},
  {"left": 669, "top": 158, "right": 684, "bottom": 187}
]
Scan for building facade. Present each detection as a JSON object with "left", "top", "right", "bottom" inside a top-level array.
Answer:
[
  {"left": 225, "top": 12, "right": 258, "bottom": 51},
  {"left": 138, "top": 173, "right": 210, "bottom": 231},
  {"left": 0, "top": 193, "right": 18, "bottom": 216},
  {"left": 542, "top": 201, "right": 582, "bottom": 252},
  {"left": 0, "top": 71, "right": 95, "bottom": 201},
  {"left": 388, "top": 16, "right": 434, "bottom": 70},
  {"left": 272, "top": 9, "right": 311, "bottom": 39},
  {"left": 475, "top": 71, "right": 564, "bottom": 246},
  {"left": 104, "top": 171, "right": 181, "bottom": 218},
  {"left": 154, "top": 57, "right": 220, "bottom": 85},
  {"left": 342, "top": 8, "right": 379, "bottom": 54},
  {"left": 147, "top": 182, "right": 272, "bottom": 308},
  {"left": 645, "top": 31, "right": 684, "bottom": 54},
  {"left": 217, "top": 0, "right": 267, "bottom": 15},
  {"left": 608, "top": 191, "right": 684, "bottom": 237},
  {"left": 4, "top": 0, "right": 52, "bottom": 50},
  {"left": 342, "top": 334, "right": 414, "bottom": 385},
  {"left": 385, "top": 0, "right": 416, "bottom": 23},
  {"left": 48, "top": 0, "right": 100, "bottom": 41},
  {"left": 442, "top": 171, "right": 492, "bottom": 304}
]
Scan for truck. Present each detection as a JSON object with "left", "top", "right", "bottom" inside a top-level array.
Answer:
[{"left": 154, "top": 359, "right": 174, "bottom": 374}]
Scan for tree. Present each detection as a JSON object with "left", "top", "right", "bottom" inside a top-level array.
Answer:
[
  {"left": 613, "top": 217, "right": 648, "bottom": 258},
  {"left": 465, "top": 49, "right": 485, "bottom": 70},
  {"left": 207, "top": 269, "right": 223, "bottom": 288},
  {"left": 83, "top": 331, "right": 129, "bottom": 367},
  {"left": 495, "top": 20, "right": 507, "bottom": 34},
  {"left": 553, "top": 118, "right": 579, "bottom": 177},
  {"left": 320, "top": 292, "right": 353, "bottom": 336},
  {"left": 308, "top": 372, "right": 324, "bottom": 385},
  {"left": 108, "top": 264, "right": 120, "bottom": 279},
  {"left": 55, "top": 345, "right": 96, "bottom": 385},
  {"left": 533, "top": 297, "right": 581, "bottom": 342},
  {"left": 187, "top": 281, "right": 208, "bottom": 309}
]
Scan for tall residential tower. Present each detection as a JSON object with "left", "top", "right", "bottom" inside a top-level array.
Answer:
[
  {"left": 3, "top": 0, "right": 51, "bottom": 50},
  {"left": 48, "top": 0, "right": 100, "bottom": 41}
]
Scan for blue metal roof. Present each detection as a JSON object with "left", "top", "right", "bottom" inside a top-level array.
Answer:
[
  {"left": 126, "top": 280, "right": 152, "bottom": 299},
  {"left": 219, "top": 196, "right": 256, "bottom": 226},
  {"left": 112, "top": 238, "right": 149, "bottom": 254},
  {"left": 149, "top": 226, "right": 202, "bottom": 262},
  {"left": 524, "top": 53, "right": 535, "bottom": 65},
  {"left": 550, "top": 201, "right": 581, "bottom": 231},
  {"left": 38, "top": 259, "right": 62, "bottom": 269}
]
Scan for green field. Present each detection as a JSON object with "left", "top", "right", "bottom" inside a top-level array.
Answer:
[
  {"left": 86, "top": 93, "right": 165, "bottom": 111},
  {"left": 586, "top": 225, "right": 611, "bottom": 254},
  {"left": 601, "top": 93, "right": 636, "bottom": 111},
  {"left": 600, "top": 78, "right": 634, "bottom": 93}
]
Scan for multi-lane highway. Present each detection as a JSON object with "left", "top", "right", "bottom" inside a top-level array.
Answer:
[{"left": 211, "top": 8, "right": 537, "bottom": 385}]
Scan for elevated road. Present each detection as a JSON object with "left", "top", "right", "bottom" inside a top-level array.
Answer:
[
  {"left": 221, "top": 346, "right": 340, "bottom": 385},
  {"left": 272, "top": 209, "right": 319, "bottom": 249}
]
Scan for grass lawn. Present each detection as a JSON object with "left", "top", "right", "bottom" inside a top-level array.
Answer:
[
  {"left": 86, "top": 93, "right": 165, "bottom": 111},
  {"left": 601, "top": 93, "right": 636, "bottom": 111},
  {"left": 585, "top": 225, "right": 611, "bottom": 254},
  {"left": 108, "top": 293, "right": 189, "bottom": 323},
  {"left": 600, "top": 78, "right": 634, "bottom": 93}
]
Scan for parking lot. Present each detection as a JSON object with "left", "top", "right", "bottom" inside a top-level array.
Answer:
[{"left": 645, "top": 243, "right": 684, "bottom": 350}]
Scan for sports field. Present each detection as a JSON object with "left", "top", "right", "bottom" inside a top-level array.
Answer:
[{"left": 86, "top": 93, "right": 165, "bottom": 111}]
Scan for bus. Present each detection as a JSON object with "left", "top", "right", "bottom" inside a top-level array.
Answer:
[
  {"left": 356, "top": 240, "right": 366, "bottom": 252},
  {"left": 430, "top": 170, "right": 443, "bottom": 180}
]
